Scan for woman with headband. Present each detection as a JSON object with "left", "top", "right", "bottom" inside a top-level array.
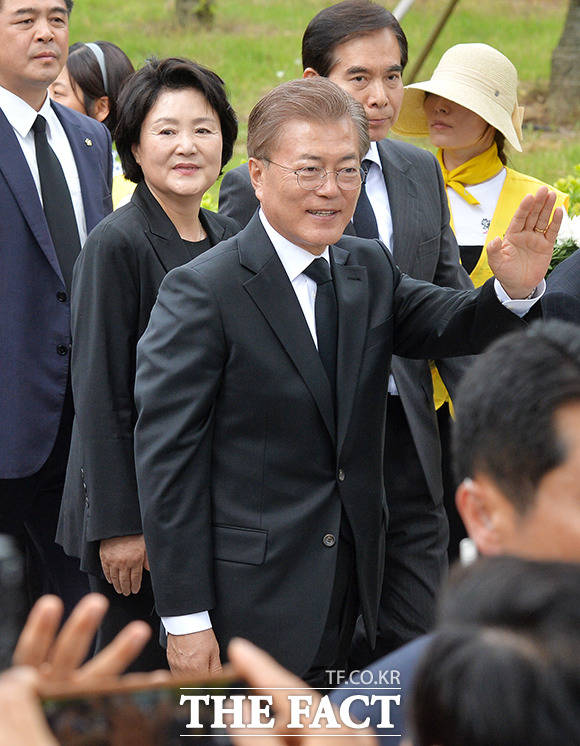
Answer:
[
  {"left": 50, "top": 41, "right": 135, "bottom": 207},
  {"left": 392, "top": 43, "right": 569, "bottom": 556}
]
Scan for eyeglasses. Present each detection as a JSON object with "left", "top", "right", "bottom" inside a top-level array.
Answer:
[{"left": 263, "top": 159, "right": 364, "bottom": 191}]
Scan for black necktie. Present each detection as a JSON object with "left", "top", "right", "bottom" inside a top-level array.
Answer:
[
  {"left": 303, "top": 258, "right": 338, "bottom": 402},
  {"left": 32, "top": 115, "right": 81, "bottom": 292},
  {"left": 352, "top": 158, "right": 379, "bottom": 239}
]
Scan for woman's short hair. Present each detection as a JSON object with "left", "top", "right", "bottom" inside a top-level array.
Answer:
[
  {"left": 67, "top": 41, "right": 134, "bottom": 135},
  {"left": 115, "top": 57, "right": 238, "bottom": 184},
  {"left": 247, "top": 78, "right": 369, "bottom": 162}
]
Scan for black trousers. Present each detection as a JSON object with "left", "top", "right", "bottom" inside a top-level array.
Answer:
[
  {"left": 89, "top": 572, "right": 168, "bottom": 672},
  {"left": 349, "top": 395, "right": 448, "bottom": 668},
  {"left": 438, "top": 403, "right": 467, "bottom": 561},
  {"left": 0, "top": 383, "right": 89, "bottom": 619},
  {"left": 303, "top": 522, "right": 358, "bottom": 689}
]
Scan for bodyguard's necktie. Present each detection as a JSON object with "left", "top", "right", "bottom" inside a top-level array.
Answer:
[
  {"left": 303, "top": 258, "right": 338, "bottom": 403},
  {"left": 32, "top": 115, "right": 81, "bottom": 292},
  {"left": 352, "top": 158, "right": 379, "bottom": 239}
]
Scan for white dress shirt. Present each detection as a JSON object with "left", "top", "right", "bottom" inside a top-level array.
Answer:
[
  {"left": 161, "top": 210, "right": 542, "bottom": 636},
  {"left": 362, "top": 140, "right": 394, "bottom": 251},
  {"left": 448, "top": 169, "right": 507, "bottom": 246},
  {"left": 0, "top": 85, "right": 87, "bottom": 245}
]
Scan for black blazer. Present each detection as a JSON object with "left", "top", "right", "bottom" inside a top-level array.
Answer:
[
  {"left": 218, "top": 140, "right": 473, "bottom": 499},
  {"left": 543, "top": 248, "right": 580, "bottom": 323},
  {"left": 134, "top": 214, "right": 531, "bottom": 676},
  {"left": 57, "top": 181, "right": 240, "bottom": 573}
]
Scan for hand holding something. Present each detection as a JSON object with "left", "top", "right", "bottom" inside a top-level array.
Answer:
[
  {"left": 100, "top": 534, "right": 148, "bottom": 595},
  {"left": 12, "top": 594, "right": 151, "bottom": 691},
  {"left": 166, "top": 629, "right": 221, "bottom": 677},
  {"left": 486, "top": 186, "right": 563, "bottom": 298}
]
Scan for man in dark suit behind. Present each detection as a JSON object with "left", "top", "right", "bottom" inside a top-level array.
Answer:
[
  {"left": 134, "top": 77, "right": 560, "bottom": 684},
  {"left": 219, "top": 0, "right": 473, "bottom": 662},
  {"left": 0, "top": 0, "right": 112, "bottom": 614},
  {"left": 543, "top": 248, "right": 580, "bottom": 323}
]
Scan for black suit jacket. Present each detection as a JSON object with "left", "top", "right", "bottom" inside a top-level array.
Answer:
[
  {"left": 219, "top": 140, "right": 473, "bottom": 499},
  {"left": 543, "top": 248, "right": 580, "bottom": 323},
  {"left": 56, "top": 181, "right": 240, "bottom": 573},
  {"left": 134, "top": 214, "right": 529, "bottom": 675}
]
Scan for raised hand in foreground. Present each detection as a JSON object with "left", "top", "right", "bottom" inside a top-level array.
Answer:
[{"left": 12, "top": 593, "right": 153, "bottom": 691}]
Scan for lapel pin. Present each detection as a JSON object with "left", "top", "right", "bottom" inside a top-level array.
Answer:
[{"left": 84, "top": 138, "right": 93, "bottom": 147}]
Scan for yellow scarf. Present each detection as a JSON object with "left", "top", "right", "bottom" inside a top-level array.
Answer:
[{"left": 437, "top": 143, "right": 504, "bottom": 205}]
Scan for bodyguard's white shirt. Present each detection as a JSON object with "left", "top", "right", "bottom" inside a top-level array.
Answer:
[
  {"left": 162, "top": 211, "right": 543, "bottom": 636},
  {"left": 362, "top": 141, "right": 394, "bottom": 251},
  {"left": 0, "top": 85, "right": 87, "bottom": 245}
]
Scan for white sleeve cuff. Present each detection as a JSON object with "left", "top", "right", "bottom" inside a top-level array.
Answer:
[
  {"left": 162, "top": 611, "right": 212, "bottom": 636},
  {"left": 494, "top": 278, "right": 545, "bottom": 318}
]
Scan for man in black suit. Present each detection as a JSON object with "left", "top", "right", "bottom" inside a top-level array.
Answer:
[
  {"left": 0, "top": 0, "right": 112, "bottom": 614},
  {"left": 219, "top": 0, "right": 472, "bottom": 662},
  {"left": 134, "top": 77, "right": 561, "bottom": 684},
  {"left": 543, "top": 249, "right": 580, "bottom": 323}
]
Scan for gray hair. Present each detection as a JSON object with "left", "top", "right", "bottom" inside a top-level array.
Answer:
[{"left": 247, "top": 77, "right": 369, "bottom": 161}]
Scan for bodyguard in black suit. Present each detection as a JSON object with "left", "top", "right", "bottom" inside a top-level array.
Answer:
[
  {"left": 56, "top": 58, "right": 239, "bottom": 670},
  {"left": 0, "top": 0, "right": 112, "bottom": 615},
  {"left": 134, "top": 77, "right": 561, "bottom": 682},
  {"left": 219, "top": 0, "right": 472, "bottom": 661}
]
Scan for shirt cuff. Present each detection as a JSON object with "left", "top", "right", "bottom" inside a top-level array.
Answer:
[
  {"left": 494, "top": 278, "right": 545, "bottom": 317},
  {"left": 162, "top": 611, "right": 212, "bottom": 636}
]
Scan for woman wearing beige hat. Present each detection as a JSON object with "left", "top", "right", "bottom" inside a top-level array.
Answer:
[
  {"left": 393, "top": 42, "right": 568, "bottom": 287},
  {"left": 393, "top": 43, "right": 569, "bottom": 556}
]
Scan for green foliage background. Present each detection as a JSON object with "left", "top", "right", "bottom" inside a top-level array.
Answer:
[{"left": 70, "top": 0, "right": 579, "bottom": 208}]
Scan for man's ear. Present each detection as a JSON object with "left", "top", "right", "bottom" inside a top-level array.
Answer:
[
  {"left": 92, "top": 96, "right": 110, "bottom": 123},
  {"left": 248, "top": 157, "right": 265, "bottom": 203},
  {"left": 455, "top": 476, "right": 511, "bottom": 556},
  {"left": 302, "top": 68, "right": 319, "bottom": 79}
]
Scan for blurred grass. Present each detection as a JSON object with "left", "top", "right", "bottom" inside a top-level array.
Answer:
[{"left": 69, "top": 0, "right": 578, "bottom": 203}]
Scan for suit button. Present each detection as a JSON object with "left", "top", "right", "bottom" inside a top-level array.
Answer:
[
  {"left": 56, "top": 291, "right": 67, "bottom": 302},
  {"left": 337, "top": 468, "right": 345, "bottom": 482},
  {"left": 56, "top": 344, "right": 68, "bottom": 356},
  {"left": 323, "top": 533, "right": 336, "bottom": 547}
]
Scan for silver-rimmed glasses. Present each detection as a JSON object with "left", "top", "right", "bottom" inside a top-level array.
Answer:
[{"left": 263, "top": 159, "right": 364, "bottom": 191}]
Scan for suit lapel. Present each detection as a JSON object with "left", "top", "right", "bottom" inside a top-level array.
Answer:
[
  {"left": 332, "top": 245, "right": 368, "bottom": 453},
  {"left": 131, "top": 182, "right": 194, "bottom": 272},
  {"left": 0, "top": 109, "right": 63, "bottom": 281},
  {"left": 239, "top": 217, "right": 335, "bottom": 442},
  {"left": 377, "top": 139, "right": 420, "bottom": 271}
]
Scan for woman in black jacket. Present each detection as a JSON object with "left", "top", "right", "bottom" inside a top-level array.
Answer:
[{"left": 57, "top": 57, "right": 239, "bottom": 670}]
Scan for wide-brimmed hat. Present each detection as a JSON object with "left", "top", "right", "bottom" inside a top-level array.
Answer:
[{"left": 392, "top": 43, "right": 524, "bottom": 151}]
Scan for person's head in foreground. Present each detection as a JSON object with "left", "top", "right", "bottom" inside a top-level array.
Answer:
[
  {"left": 247, "top": 76, "right": 369, "bottom": 254},
  {"left": 452, "top": 319, "right": 580, "bottom": 561},
  {"left": 393, "top": 42, "right": 523, "bottom": 169},
  {"left": 301, "top": 0, "right": 407, "bottom": 143},
  {"left": 49, "top": 40, "right": 134, "bottom": 134},
  {"left": 115, "top": 56, "right": 237, "bottom": 207},
  {"left": 406, "top": 556, "right": 580, "bottom": 746}
]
